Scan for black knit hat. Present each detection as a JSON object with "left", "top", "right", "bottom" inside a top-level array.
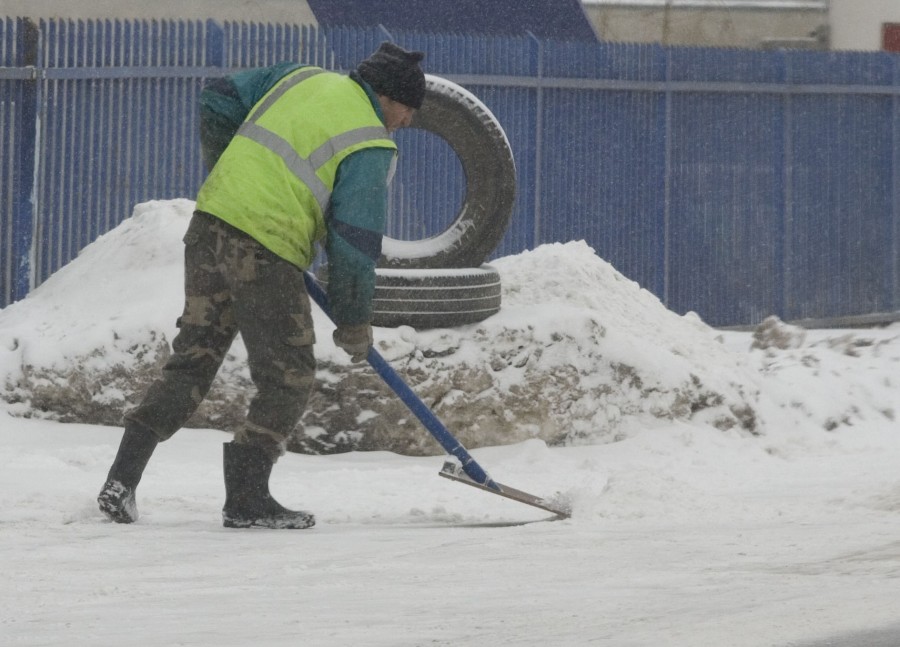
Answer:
[{"left": 357, "top": 42, "right": 426, "bottom": 109}]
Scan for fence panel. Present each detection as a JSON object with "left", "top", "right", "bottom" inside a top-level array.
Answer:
[
  {"left": 664, "top": 48, "right": 789, "bottom": 326},
  {"left": 539, "top": 86, "right": 667, "bottom": 298},
  {"left": 667, "top": 91, "right": 785, "bottom": 325},
  {"left": 32, "top": 19, "right": 209, "bottom": 288},
  {"left": 787, "top": 92, "right": 896, "bottom": 320},
  {"left": 784, "top": 51, "right": 899, "bottom": 321},
  {"left": 2, "top": 18, "right": 899, "bottom": 328},
  {"left": 537, "top": 40, "right": 669, "bottom": 296}
]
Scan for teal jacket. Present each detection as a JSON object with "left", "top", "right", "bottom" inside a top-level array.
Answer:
[{"left": 198, "top": 65, "right": 395, "bottom": 326}]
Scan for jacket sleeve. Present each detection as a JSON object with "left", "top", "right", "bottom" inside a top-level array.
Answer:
[
  {"left": 199, "top": 63, "right": 304, "bottom": 170},
  {"left": 324, "top": 147, "right": 396, "bottom": 326},
  {"left": 199, "top": 63, "right": 302, "bottom": 126}
]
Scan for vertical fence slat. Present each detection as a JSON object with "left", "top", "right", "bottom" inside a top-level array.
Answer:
[
  {"left": 894, "top": 56, "right": 900, "bottom": 312},
  {"left": 1, "top": 20, "right": 14, "bottom": 304},
  {"left": 11, "top": 18, "right": 39, "bottom": 302}
]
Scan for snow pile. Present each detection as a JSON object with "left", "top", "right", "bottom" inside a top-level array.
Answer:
[
  {"left": 0, "top": 200, "right": 254, "bottom": 429},
  {"left": 1, "top": 199, "right": 896, "bottom": 455},
  {"left": 738, "top": 324, "right": 900, "bottom": 435},
  {"left": 356, "top": 240, "right": 767, "bottom": 455}
]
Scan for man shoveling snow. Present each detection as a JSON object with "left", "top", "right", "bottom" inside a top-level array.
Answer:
[{"left": 98, "top": 43, "right": 427, "bottom": 529}]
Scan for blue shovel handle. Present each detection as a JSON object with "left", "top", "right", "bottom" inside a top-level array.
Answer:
[{"left": 303, "top": 272, "right": 499, "bottom": 490}]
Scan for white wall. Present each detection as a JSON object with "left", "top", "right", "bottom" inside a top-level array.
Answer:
[
  {"left": 3, "top": 0, "right": 317, "bottom": 24},
  {"left": 829, "top": 0, "right": 900, "bottom": 51},
  {"left": 583, "top": 5, "right": 826, "bottom": 48}
]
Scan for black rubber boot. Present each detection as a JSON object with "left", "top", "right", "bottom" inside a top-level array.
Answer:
[
  {"left": 97, "top": 422, "right": 159, "bottom": 523},
  {"left": 222, "top": 442, "right": 315, "bottom": 529}
]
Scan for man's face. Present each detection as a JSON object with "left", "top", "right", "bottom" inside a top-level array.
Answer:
[{"left": 379, "top": 96, "right": 416, "bottom": 133}]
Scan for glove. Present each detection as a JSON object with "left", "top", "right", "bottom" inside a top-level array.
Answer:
[{"left": 333, "top": 323, "right": 373, "bottom": 363}]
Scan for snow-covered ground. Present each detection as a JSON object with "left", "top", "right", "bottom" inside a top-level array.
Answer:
[{"left": 2, "top": 200, "right": 900, "bottom": 646}]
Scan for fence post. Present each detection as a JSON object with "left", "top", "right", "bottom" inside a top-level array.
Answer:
[
  {"left": 527, "top": 32, "right": 543, "bottom": 249},
  {"left": 893, "top": 54, "right": 900, "bottom": 312},
  {"left": 781, "top": 52, "right": 794, "bottom": 320},
  {"left": 773, "top": 49, "right": 788, "bottom": 320},
  {"left": 11, "top": 18, "right": 39, "bottom": 303},
  {"left": 660, "top": 45, "right": 672, "bottom": 308}
]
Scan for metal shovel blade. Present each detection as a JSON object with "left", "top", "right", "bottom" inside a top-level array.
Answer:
[{"left": 439, "top": 461, "right": 572, "bottom": 519}]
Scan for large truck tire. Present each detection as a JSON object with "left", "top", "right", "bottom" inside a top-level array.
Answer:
[
  {"left": 316, "top": 265, "right": 502, "bottom": 329},
  {"left": 380, "top": 75, "right": 517, "bottom": 270}
]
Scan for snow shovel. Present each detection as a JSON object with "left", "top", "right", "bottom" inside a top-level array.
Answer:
[{"left": 303, "top": 272, "right": 570, "bottom": 519}]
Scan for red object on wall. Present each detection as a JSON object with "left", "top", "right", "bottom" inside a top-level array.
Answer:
[{"left": 884, "top": 23, "right": 900, "bottom": 52}]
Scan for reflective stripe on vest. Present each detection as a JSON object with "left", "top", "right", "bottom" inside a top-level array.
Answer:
[
  {"left": 238, "top": 122, "right": 393, "bottom": 215},
  {"left": 236, "top": 69, "right": 392, "bottom": 214},
  {"left": 245, "top": 67, "right": 324, "bottom": 123}
]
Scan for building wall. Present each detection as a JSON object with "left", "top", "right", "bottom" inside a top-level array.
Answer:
[
  {"left": 2, "top": 0, "right": 317, "bottom": 24},
  {"left": 829, "top": 0, "right": 900, "bottom": 51},
  {"left": 582, "top": 4, "right": 827, "bottom": 48}
]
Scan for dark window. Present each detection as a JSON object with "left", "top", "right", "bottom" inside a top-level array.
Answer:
[{"left": 883, "top": 23, "right": 900, "bottom": 52}]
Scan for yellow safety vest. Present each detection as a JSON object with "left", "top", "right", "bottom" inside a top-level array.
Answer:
[{"left": 195, "top": 67, "right": 397, "bottom": 268}]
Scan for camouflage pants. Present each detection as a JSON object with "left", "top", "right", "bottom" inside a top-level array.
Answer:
[{"left": 126, "top": 211, "right": 317, "bottom": 458}]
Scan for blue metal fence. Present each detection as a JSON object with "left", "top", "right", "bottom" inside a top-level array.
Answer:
[
  {"left": 1, "top": 18, "right": 37, "bottom": 305},
  {"left": 2, "top": 17, "right": 900, "bottom": 326}
]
